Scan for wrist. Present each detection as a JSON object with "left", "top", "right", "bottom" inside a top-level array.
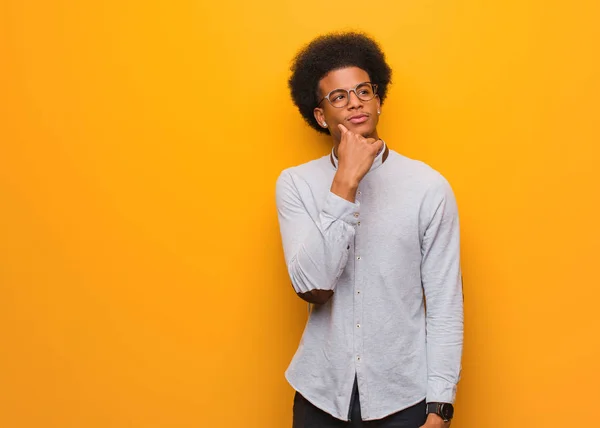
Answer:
[
  {"left": 333, "top": 170, "right": 359, "bottom": 188},
  {"left": 426, "top": 412, "right": 443, "bottom": 422},
  {"left": 426, "top": 402, "right": 454, "bottom": 422},
  {"left": 424, "top": 413, "right": 449, "bottom": 427},
  {"left": 331, "top": 173, "right": 359, "bottom": 202}
]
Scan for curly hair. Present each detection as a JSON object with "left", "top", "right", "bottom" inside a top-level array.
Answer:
[{"left": 288, "top": 31, "right": 393, "bottom": 134}]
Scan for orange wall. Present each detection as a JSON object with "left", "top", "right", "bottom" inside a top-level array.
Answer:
[{"left": 1, "top": 1, "right": 599, "bottom": 427}]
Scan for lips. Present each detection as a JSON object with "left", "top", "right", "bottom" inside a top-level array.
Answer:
[{"left": 348, "top": 114, "right": 369, "bottom": 124}]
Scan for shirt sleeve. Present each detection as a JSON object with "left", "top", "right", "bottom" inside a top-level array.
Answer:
[
  {"left": 275, "top": 170, "right": 359, "bottom": 295},
  {"left": 420, "top": 174, "right": 464, "bottom": 404}
]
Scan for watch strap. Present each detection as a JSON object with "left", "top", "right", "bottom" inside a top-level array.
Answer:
[{"left": 426, "top": 402, "right": 454, "bottom": 421}]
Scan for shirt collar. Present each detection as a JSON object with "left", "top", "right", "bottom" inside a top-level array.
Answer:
[{"left": 330, "top": 140, "right": 388, "bottom": 173}]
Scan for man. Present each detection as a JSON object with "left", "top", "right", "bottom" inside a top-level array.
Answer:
[{"left": 275, "top": 32, "right": 464, "bottom": 428}]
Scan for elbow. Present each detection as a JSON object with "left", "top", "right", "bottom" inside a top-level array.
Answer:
[
  {"left": 296, "top": 288, "right": 334, "bottom": 305},
  {"left": 287, "top": 260, "right": 335, "bottom": 305},
  {"left": 287, "top": 259, "right": 336, "bottom": 304}
]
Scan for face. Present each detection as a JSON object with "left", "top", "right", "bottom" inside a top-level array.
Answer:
[{"left": 314, "top": 67, "right": 381, "bottom": 141}]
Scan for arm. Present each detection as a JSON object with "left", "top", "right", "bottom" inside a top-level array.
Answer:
[
  {"left": 421, "top": 175, "right": 464, "bottom": 405},
  {"left": 275, "top": 170, "right": 360, "bottom": 304}
]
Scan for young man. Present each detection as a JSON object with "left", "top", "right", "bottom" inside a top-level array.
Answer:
[{"left": 275, "top": 32, "right": 464, "bottom": 428}]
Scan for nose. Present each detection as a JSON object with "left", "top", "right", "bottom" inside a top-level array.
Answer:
[{"left": 347, "top": 90, "right": 362, "bottom": 109}]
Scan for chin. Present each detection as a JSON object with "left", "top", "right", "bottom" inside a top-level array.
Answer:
[
  {"left": 356, "top": 126, "right": 376, "bottom": 138},
  {"left": 348, "top": 120, "right": 377, "bottom": 138}
]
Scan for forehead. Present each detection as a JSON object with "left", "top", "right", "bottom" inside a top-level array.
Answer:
[{"left": 319, "top": 67, "right": 370, "bottom": 93}]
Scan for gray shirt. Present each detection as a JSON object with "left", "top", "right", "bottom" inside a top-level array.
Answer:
[{"left": 275, "top": 142, "right": 464, "bottom": 421}]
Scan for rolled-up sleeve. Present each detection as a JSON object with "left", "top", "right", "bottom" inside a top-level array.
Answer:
[{"left": 275, "top": 170, "right": 359, "bottom": 295}]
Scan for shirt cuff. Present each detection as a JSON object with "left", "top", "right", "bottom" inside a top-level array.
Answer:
[
  {"left": 426, "top": 380, "right": 458, "bottom": 404},
  {"left": 322, "top": 191, "right": 360, "bottom": 226}
]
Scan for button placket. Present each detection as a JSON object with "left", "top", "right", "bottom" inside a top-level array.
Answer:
[
  {"left": 356, "top": 189, "right": 362, "bottom": 225},
  {"left": 353, "top": 214, "right": 364, "bottom": 378},
  {"left": 353, "top": 185, "right": 366, "bottom": 382}
]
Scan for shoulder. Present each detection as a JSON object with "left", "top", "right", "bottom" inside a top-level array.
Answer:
[
  {"left": 275, "top": 154, "right": 331, "bottom": 204},
  {"left": 387, "top": 152, "right": 461, "bottom": 229},
  {"left": 388, "top": 150, "right": 452, "bottom": 193},
  {"left": 276, "top": 155, "right": 331, "bottom": 187}
]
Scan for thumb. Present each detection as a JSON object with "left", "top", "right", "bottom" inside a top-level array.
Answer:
[{"left": 337, "top": 124, "right": 348, "bottom": 134}]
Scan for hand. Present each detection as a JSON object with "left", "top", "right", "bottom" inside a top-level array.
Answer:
[
  {"left": 419, "top": 413, "right": 451, "bottom": 428},
  {"left": 335, "top": 124, "right": 383, "bottom": 185}
]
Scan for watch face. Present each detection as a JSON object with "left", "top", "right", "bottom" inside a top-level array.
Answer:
[{"left": 441, "top": 403, "right": 454, "bottom": 419}]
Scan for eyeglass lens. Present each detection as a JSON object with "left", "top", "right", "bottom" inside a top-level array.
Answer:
[{"left": 328, "top": 83, "right": 376, "bottom": 108}]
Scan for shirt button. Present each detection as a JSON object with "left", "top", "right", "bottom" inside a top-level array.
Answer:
[
  {"left": 357, "top": 190, "right": 362, "bottom": 196},
  {"left": 357, "top": 324, "right": 361, "bottom": 328},
  {"left": 353, "top": 212, "right": 359, "bottom": 218},
  {"left": 357, "top": 356, "right": 361, "bottom": 361},
  {"left": 356, "top": 256, "right": 361, "bottom": 260},
  {"left": 357, "top": 291, "right": 361, "bottom": 294},
  {"left": 357, "top": 221, "right": 361, "bottom": 226}
]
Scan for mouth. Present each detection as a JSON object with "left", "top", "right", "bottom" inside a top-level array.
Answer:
[{"left": 347, "top": 114, "right": 369, "bottom": 124}]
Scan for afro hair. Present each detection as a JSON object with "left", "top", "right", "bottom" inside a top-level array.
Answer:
[{"left": 288, "top": 31, "right": 392, "bottom": 134}]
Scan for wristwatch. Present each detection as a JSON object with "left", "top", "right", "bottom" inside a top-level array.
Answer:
[{"left": 426, "top": 402, "right": 454, "bottom": 422}]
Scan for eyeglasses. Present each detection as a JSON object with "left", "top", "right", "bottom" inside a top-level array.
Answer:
[{"left": 317, "top": 82, "right": 378, "bottom": 108}]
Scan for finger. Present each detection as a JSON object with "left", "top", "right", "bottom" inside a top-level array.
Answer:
[
  {"left": 373, "top": 138, "right": 384, "bottom": 152},
  {"left": 337, "top": 124, "right": 349, "bottom": 134}
]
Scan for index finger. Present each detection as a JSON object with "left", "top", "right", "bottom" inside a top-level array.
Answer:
[{"left": 337, "top": 124, "right": 349, "bottom": 134}]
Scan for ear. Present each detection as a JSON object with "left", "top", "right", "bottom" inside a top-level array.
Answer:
[
  {"left": 314, "top": 107, "right": 327, "bottom": 128},
  {"left": 375, "top": 94, "right": 381, "bottom": 112}
]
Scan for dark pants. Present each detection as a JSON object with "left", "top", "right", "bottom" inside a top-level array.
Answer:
[{"left": 292, "top": 376, "right": 427, "bottom": 428}]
